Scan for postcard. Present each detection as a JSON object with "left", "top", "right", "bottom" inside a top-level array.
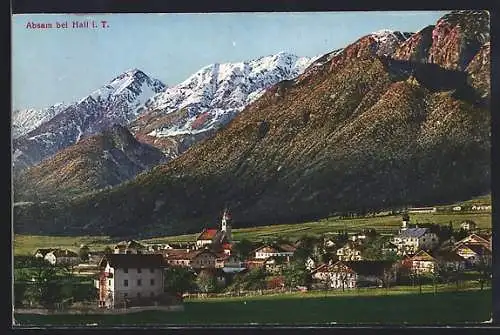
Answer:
[{"left": 11, "top": 10, "right": 492, "bottom": 327}]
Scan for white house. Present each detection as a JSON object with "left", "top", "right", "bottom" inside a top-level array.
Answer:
[
  {"left": 34, "top": 248, "right": 56, "bottom": 259},
  {"left": 460, "top": 220, "right": 477, "bottom": 231},
  {"left": 114, "top": 240, "right": 147, "bottom": 254},
  {"left": 407, "top": 207, "right": 437, "bottom": 214},
  {"left": 407, "top": 250, "right": 438, "bottom": 274},
  {"left": 43, "top": 249, "right": 80, "bottom": 266},
  {"left": 336, "top": 242, "right": 362, "bottom": 261},
  {"left": 305, "top": 257, "right": 316, "bottom": 271},
  {"left": 253, "top": 244, "right": 296, "bottom": 260},
  {"left": 392, "top": 227, "right": 439, "bottom": 256},
  {"left": 471, "top": 205, "right": 491, "bottom": 211},
  {"left": 96, "top": 254, "right": 166, "bottom": 308},
  {"left": 311, "top": 261, "right": 397, "bottom": 289},
  {"left": 452, "top": 206, "right": 462, "bottom": 211}
]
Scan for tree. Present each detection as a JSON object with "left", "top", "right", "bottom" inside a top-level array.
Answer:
[
  {"left": 25, "top": 262, "right": 62, "bottom": 309},
  {"left": 196, "top": 270, "right": 217, "bottom": 293},
  {"left": 381, "top": 267, "right": 395, "bottom": 291},
  {"left": 453, "top": 228, "right": 468, "bottom": 242},
  {"left": 14, "top": 282, "right": 28, "bottom": 307},
  {"left": 283, "top": 263, "right": 308, "bottom": 292},
  {"left": 104, "top": 246, "right": 113, "bottom": 254},
  {"left": 79, "top": 245, "right": 90, "bottom": 262},
  {"left": 232, "top": 239, "right": 254, "bottom": 260},
  {"left": 361, "top": 236, "right": 385, "bottom": 260},
  {"left": 164, "top": 267, "right": 196, "bottom": 294},
  {"left": 476, "top": 258, "right": 492, "bottom": 291},
  {"left": 58, "top": 259, "right": 78, "bottom": 278},
  {"left": 335, "top": 271, "right": 352, "bottom": 292},
  {"left": 334, "top": 231, "right": 349, "bottom": 246},
  {"left": 244, "top": 267, "right": 267, "bottom": 292}
]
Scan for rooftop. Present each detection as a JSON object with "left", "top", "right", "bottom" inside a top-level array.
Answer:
[
  {"left": 100, "top": 253, "right": 166, "bottom": 268},
  {"left": 399, "top": 227, "right": 430, "bottom": 238},
  {"left": 197, "top": 228, "right": 219, "bottom": 241}
]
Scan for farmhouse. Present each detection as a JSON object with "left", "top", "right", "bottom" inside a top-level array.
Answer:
[
  {"left": 95, "top": 253, "right": 166, "bottom": 308},
  {"left": 311, "top": 260, "right": 397, "bottom": 289},
  {"left": 471, "top": 205, "right": 491, "bottom": 211},
  {"left": 336, "top": 242, "right": 363, "bottom": 261},
  {"left": 460, "top": 220, "right": 477, "bottom": 232},
  {"left": 454, "top": 233, "right": 491, "bottom": 250},
  {"left": 34, "top": 248, "right": 56, "bottom": 259},
  {"left": 407, "top": 207, "right": 437, "bottom": 214},
  {"left": 162, "top": 249, "right": 219, "bottom": 270},
  {"left": 217, "top": 254, "right": 246, "bottom": 273},
  {"left": 264, "top": 256, "right": 291, "bottom": 274},
  {"left": 407, "top": 250, "right": 438, "bottom": 274},
  {"left": 253, "top": 244, "right": 296, "bottom": 260},
  {"left": 434, "top": 251, "right": 467, "bottom": 271},
  {"left": 114, "top": 240, "right": 146, "bottom": 254},
  {"left": 454, "top": 244, "right": 492, "bottom": 268},
  {"left": 35, "top": 248, "right": 80, "bottom": 266}
]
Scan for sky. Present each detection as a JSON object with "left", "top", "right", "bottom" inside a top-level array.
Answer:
[{"left": 12, "top": 11, "right": 449, "bottom": 110}]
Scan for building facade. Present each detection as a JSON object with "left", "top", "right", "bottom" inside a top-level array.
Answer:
[{"left": 96, "top": 254, "right": 166, "bottom": 308}]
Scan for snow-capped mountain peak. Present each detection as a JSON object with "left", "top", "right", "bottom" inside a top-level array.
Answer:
[
  {"left": 131, "top": 51, "right": 315, "bottom": 143},
  {"left": 369, "top": 29, "right": 414, "bottom": 56},
  {"left": 12, "top": 69, "right": 166, "bottom": 171}
]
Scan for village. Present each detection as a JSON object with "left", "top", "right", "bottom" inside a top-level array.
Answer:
[{"left": 13, "top": 207, "right": 492, "bottom": 313}]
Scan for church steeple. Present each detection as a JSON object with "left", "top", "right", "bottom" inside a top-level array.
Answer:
[{"left": 221, "top": 208, "right": 232, "bottom": 242}]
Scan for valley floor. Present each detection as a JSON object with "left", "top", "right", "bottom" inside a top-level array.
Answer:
[
  {"left": 14, "top": 287, "right": 491, "bottom": 326},
  {"left": 13, "top": 210, "right": 492, "bottom": 255}
]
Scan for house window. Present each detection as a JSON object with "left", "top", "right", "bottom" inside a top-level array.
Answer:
[
  {"left": 137, "top": 292, "right": 141, "bottom": 298},
  {"left": 124, "top": 293, "right": 128, "bottom": 298},
  {"left": 108, "top": 279, "right": 112, "bottom": 286},
  {"left": 150, "top": 268, "right": 154, "bottom": 273},
  {"left": 124, "top": 268, "right": 128, "bottom": 273},
  {"left": 137, "top": 279, "right": 142, "bottom": 286},
  {"left": 151, "top": 279, "right": 155, "bottom": 286},
  {"left": 137, "top": 268, "right": 142, "bottom": 273},
  {"left": 124, "top": 279, "right": 129, "bottom": 287}
]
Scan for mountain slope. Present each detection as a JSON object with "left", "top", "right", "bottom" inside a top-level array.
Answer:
[
  {"left": 13, "top": 11, "right": 490, "bottom": 237},
  {"left": 12, "top": 103, "right": 67, "bottom": 139},
  {"left": 129, "top": 52, "right": 316, "bottom": 158},
  {"left": 13, "top": 124, "right": 166, "bottom": 201},
  {"left": 12, "top": 69, "right": 166, "bottom": 173}
]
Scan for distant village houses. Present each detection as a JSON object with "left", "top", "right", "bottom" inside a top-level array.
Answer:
[
  {"left": 34, "top": 248, "right": 80, "bottom": 266},
  {"left": 391, "top": 217, "right": 439, "bottom": 256},
  {"left": 336, "top": 242, "right": 363, "bottom": 261},
  {"left": 311, "top": 260, "right": 397, "bottom": 289}
]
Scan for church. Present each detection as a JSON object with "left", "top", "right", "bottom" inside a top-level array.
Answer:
[{"left": 195, "top": 208, "right": 233, "bottom": 251}]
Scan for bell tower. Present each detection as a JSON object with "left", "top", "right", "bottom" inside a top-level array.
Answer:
[
  {"left": 401, "top": 212, "right": 410, "bottom": 231},
  {"left": 221, "top": 208, "right": 232, "bottom": 242}
]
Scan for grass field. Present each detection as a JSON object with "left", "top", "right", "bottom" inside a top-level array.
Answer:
[
  {"left": 14, "top": 288, "right": 492, "bottom": 326},
  {"left": 142, "top": 211, "right": 492, "bottom": 244},
  {"left": 13, "top": 210, "right": 491, "bottom": 255},
  {"left": 13, "top": 235, "right": 115, "bottom": 256}
]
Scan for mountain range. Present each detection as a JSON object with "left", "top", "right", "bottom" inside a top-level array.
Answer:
[
  {"left": 130, "top": 52, "right": 315, "bottom": 159},
  {"left": 12, "top": 69, "right": 166, "bottom": 172},
  {"left": 13, "top": 10, "right": 491, "bottom": 237}
]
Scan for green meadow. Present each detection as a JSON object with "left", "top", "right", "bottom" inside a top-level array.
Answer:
[
  {"left": 14, "top": 210, "right": 491, "bottom": 255},
  {"left": 15, "top": 288, "right": 492, "bottom": 326}
]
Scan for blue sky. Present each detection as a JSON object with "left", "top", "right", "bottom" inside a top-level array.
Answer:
[{"left": 12, "top": 11, "right": 449, "bottom": 110}]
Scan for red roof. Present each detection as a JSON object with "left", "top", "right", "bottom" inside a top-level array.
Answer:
[
  {"left": 222, "top": 243, "right": 233, "bottom": 250},
  {"left": 197, "top": 228, "right": 218, "bottom": 240}
]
